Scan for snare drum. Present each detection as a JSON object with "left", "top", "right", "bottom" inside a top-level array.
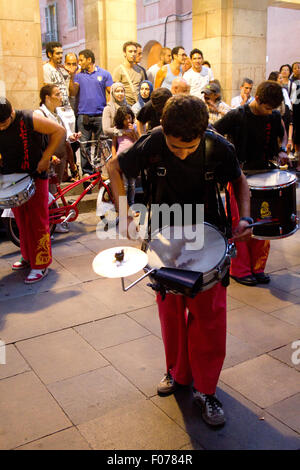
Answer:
[
  {"left": 0, "top": 173, "right": 35, "bottom": 209},
  {"left": 144, "top": 222, "right": 235, "bottom": 295},
  {"left": 247, "top": 170, "right": 298, "bottom": 239}
]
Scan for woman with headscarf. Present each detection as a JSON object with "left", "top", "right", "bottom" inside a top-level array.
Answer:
[
  {"left": 131, "top": 80, "right": 153, "bottom": 116},
  {"left": 102, "top": 82, "right": 129, "bottom": 138}
]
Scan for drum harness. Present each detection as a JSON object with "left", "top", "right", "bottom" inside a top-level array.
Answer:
[{"left": 140, "top": 129, "right": 233, "bottom": 299}]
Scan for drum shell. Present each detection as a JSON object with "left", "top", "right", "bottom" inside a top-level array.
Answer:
[
  {"left": 0, "top": 175, "right": 35, "bottom": 209},
  {"left": 249, "top": 179, "right": 297, "bottom": 239}
]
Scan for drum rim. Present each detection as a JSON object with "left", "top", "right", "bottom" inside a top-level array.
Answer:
[
  {"left": 247, "top": 170, "right": 297, "bottom": 190},
  {"left": 145, "top": 221, "right": 229, "bottom": 276}
]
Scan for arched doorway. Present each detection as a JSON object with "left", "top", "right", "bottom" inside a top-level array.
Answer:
[{"left": 142, "top": 40, "right": 162, "bottom": 70}]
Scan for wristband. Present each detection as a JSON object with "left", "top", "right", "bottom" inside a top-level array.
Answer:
[{"left": 240, "top": 216, "right": 254, "bottom": 225}]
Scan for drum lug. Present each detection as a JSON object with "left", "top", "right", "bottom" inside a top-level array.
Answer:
[
  {"left": 227, "top": 242, "right": 236, "bottom": 259},
  {"left": 279, "top": 226, "right": 283, "bottom": 235},
  {"left": 216, "top": 267, "right": 223, "bottom": 281},
  {"left": 291, "top": 213, "right": 298, "bottom": 224},
  {"left": 279, "top": 190, "right": 282, "bottom": 197}
]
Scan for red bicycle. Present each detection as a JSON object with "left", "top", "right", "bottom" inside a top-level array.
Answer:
[{"left": 3, "top": 136, "right": 115, "bottom": 247}]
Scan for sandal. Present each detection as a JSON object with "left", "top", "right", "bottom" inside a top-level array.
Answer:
[
  {"left": 24, "top": 268, "right": 48, "bottom": 284},
  {"left": 12, "top": 258, "right": 30, "bottom": 271}
]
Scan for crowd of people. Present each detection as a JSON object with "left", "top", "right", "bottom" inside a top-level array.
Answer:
[{"left": 0, "top": 38, "right": 300, "bottom": 429}]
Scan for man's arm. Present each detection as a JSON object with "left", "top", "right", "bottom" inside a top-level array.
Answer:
[
  {"left": 32, "top": 112, "right": 66, "bottom": 173},
  {"left": 154, "top": 66, "right": 167, "bottom": 89},
  {"left": 231, "top": 172, "right": 252, "bottom": 241},
  {"left": 69, "top": 74, "right": 80, "bottom": 96}
]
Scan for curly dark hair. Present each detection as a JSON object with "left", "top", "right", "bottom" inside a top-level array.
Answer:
[
  {"left": 256, "top": 80, "right": 283, "bottom": 108},
  {"left": 45, "top": 41, "right": 62, "bottom": 58},
  {"left": 114, "top": 105, "right": 135, "bottom": 130},
  {"left": 0, "top": 97, "right": 12, "bottom": 122},
  {"left": 161, "top": 95, "right": 208, "bottom": 141}
]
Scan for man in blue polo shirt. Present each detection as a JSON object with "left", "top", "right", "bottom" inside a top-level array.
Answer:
[{"left": 69, "top": 49, "right": 113, "bottom": 176}]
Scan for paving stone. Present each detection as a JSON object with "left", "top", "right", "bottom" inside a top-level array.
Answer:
[
  {"left": 58, "top": 253, "right": 101, "bottom": 282},
  {"left": 127, "top": 304, "right": 162, "bottom": 339},
  {"left": 0, "top": 344, "right": 31, "bottom": 380},
  {"left": 48, "top": 366, "right": 145, "bottom": 425},
  {"left": 16, "top": 427, "right": 91, "bottom": 450},
  {"left": 0, "top": 262, "right": 80, "bottom": 301},
  {"left": 267, "top": 269, "right": 300, "bottom": 293},
  {"left": 223, "top": 333, "right": 262, "bottom": 369},
  {"left": 227, "top": 295, "right": 245, "bottom": 311},
  {"left": 221, "top": 355, "right": 300, "bottom": 408},
  {"left": 16, "top": 329, "right": 108, "bottom": 384},
  {"left": 0, "top": 286, "right": 114, "bottom": 343},
  {"left": 151, "top": 383, "right": 300, "bottom": 450},
  {"left": 227, "top": 305, "right": 300, "bottom": 353},
  {"left": 268, "top": 343, "right": 300, "bottom": 371},
  {"left": 81, "top": 278, "right": 156, "bottom": 315},
  {"left": 269, "top": 303, "right": 300, "bottom": 327},
  {"left": 75, "top": 314, "right": 150, "bottom": 350},
  {"left": 100, "top": 335, "right": 165, "bottom": 396},
  {"left": 0, "top": 371, "right": 71, "bottom": 450},
  {"left": 266, "top": 249, "right": 300, "bottom": 273},
  {"left": 227, "top": 282, "right": 300, "bottom": 313},
  {"left": 77, "top": 399, "right": 190, "bottom": 450},
  {"left": 267, "top": 393, "right": 300, "bottom": 434},
  {"left": 52, "top": 240, "right": 93, "bottom": 261}
]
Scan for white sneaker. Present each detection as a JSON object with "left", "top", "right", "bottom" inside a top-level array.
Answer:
[
  {"left": 55, "top": 222, "right": 69, "bottom": 233},
  {"left": 193, "top": 388, "right": 226, "bottom": 427}
]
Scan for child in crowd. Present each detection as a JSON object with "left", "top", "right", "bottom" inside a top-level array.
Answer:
[{"left": 111, "top": 106, "right": 139, "bottom": 207}]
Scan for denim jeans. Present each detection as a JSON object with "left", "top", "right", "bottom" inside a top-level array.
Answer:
[{"left": 77, "top": 114, "right": 103, "bottom": 175}]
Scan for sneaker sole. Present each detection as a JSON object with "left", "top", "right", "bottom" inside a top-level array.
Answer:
[
  {"left": 12, "top": 264, "right": 30, "bottom": 271},
  {"left": 157, "top": 386, "right": 177, "bottom": 396}
]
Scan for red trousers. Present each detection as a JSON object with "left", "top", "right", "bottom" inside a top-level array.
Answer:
[
  {"left": 227, "top": 182, "right": 270, "bottom": 277},
  {"left": 156, "top": 282, "right": 226, "bottom": 395},
  {"left": 12, "top": 178, "right": 52, "bottom": 269}
]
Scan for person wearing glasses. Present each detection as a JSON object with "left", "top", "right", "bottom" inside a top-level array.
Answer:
[{"left": 154, "top": 46, "right": 186, "bottom": 90}]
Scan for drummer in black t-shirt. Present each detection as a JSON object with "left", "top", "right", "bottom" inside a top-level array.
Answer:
[
  {"left": 214, "top": 80, "right": 288, "bottom": 286},
  {"left": 108, "top": 94, "right": 252, "bottom": 427},
  {"left": 0, "top": 98, "right": 65, "bottom": 284}
]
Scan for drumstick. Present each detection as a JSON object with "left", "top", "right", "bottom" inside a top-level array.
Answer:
[{"left": 247, "top": 217, "right": 279, "bottom": 228}]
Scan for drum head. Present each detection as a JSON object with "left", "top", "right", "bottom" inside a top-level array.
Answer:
[
  {"left": 146, "top": 223, "right": 227, "bottom": 273},
  {"left": 0, "top": 173, "right": 31, "bottom": 197},
  {"left": 247, "top": 170, "right": 296, "bottom": 189}
]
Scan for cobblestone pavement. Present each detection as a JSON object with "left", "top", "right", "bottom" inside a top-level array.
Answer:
[{"left": 0, "top": 206, "right": 299, "bottom": 450}]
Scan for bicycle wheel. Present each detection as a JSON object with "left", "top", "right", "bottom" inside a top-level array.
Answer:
[{"left": 3, "top": 216, "right": 56, "bottom": 248}]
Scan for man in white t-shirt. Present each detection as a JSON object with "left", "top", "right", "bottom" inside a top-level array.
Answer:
[
  {"left": 183, "top": 48, "right": 214, "bottom": 99},
  {"left": 231, "top": 78, "right": 254, "bottom": 108}
]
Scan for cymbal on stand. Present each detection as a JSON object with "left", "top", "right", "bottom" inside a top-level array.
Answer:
[{"left": 92, "top": 246, "right": 148, "bottom": 278}]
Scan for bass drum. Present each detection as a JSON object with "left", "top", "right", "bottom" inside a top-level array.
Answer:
[
  {"left": 144, "top": 222, "right": 235, "bottom": 295},
  {"left": 247, "top": 170, "right": 298, "bottom": 239}
]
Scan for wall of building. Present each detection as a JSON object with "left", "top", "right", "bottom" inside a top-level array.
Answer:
[
  {"left": 267, "top": 6, "right": 300, "bottom": 76},
  {"left": 40, "top": 0, "right": 85, "bottom": 61}
]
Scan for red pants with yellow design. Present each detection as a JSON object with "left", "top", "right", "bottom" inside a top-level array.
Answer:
[
  {"left": 227, "top": 182, "right": 270, "bottom": 277},
  {"left": 12, "top": 178, "right": 52, "bottom": 269},
  {"left": 156, "top": 282, "right": 226, "bottom": 395}
]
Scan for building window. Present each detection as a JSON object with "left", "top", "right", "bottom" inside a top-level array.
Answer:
[
  {"left": 44, "top": 3, "right": 59, "bottom": 42},
  {"left": 68, "top": 0, "right": 77, "bottom": 28},
  {"left": 143, "top": 0, "right": 159, "bottom": 5}
]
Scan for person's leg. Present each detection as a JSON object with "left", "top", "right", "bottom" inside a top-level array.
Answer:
[
  {"left": 156, "top": 293, "right": 193, "bottom": 386},
  {"left": 186, "top": 283, "right": 227, "bottom": 395},
  {"left": 77, "top": 114, "right": 93, "bottom": 175}
]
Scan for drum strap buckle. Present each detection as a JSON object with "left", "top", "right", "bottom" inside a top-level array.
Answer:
[
  {"left": 205, "top": 171, "right": 215, "bottom": 181},
  {"left": 156, "top": 167, "right": 167, "bottom": 177}
]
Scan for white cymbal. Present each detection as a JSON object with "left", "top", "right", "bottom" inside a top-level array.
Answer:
[{"left": 92, "top": 246, "right": 148, "bottom": 278}]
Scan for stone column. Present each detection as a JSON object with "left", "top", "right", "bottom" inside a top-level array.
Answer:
[
  {"left": 0, "top": 0, "right": 43, "bottom": 109},
  {"left": 192, "top": 0, "right": 269, "bottom": 103},
  {"left": 84, "top": 0, "right": 137, "bottom": 73}
]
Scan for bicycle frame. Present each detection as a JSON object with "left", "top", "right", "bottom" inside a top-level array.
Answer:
[{"left": 49, "top": 169, "right": 113, "bottom": 225}]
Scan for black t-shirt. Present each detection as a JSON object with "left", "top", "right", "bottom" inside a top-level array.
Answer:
[
  {"left": 136, "top": 101, "right": 160, "bottom": 130},
  {"left": 214, "top": 105, "right": 284, "bottom": 171},
  {"left": 0, "top": 110, "right": 46, "bottom": 178},
  {"left": 118, "top": 126, "right": 241, "bottom": 229}
]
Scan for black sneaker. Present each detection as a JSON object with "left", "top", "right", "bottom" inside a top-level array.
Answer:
[
  {"left": 193, "top": 389, "right": 226, "bottom": 426},
  {"left": 253, "top": 272, "right": 270, "bottom": 284},
  {"left": 157, "top": 372, "right": 177, "bottom": 396}
]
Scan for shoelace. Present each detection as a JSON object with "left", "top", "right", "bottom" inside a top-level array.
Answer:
[
  {"left": 205, "top": 395, "right": 223, "bottom": 413},
  {"left": 163, "top": 373, "right": 173, "bottom": 385}
]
